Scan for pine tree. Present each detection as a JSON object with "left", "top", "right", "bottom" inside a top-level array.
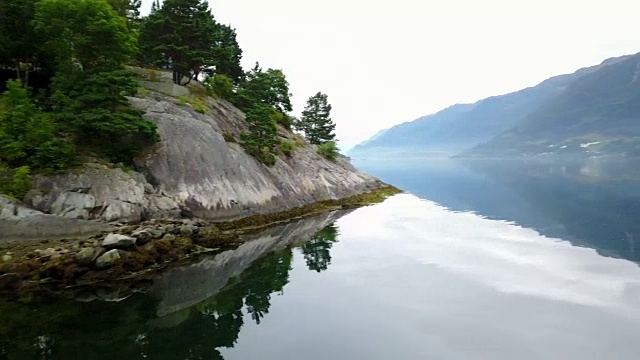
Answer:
[
  {"left": 138, "top": 0, "right": 243, "bottom": 84},
  {"left": 241, "top": 104, "right": 279, "bottom": 165},
  {"left": 297, "top": 92, "right": 336, "bottom": 145}
]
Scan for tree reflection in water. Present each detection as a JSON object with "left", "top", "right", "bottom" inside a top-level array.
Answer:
[
  {"left": 0, "top": 223, "right": 341, "bottom": 359},
  {"left": 301, "top": 224, "right": 339, "bottom": 272}
]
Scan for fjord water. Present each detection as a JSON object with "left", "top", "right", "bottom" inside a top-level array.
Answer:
[{"left": 3, "top": 159, "right": 640, "bottom": 359}]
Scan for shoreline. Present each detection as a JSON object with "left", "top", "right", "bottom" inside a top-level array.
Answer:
[{"left": 0, "top": 186, "right": 402, "bottom": 296}]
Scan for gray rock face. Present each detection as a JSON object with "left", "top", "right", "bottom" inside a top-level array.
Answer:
[
  {"left": 24, "top": 163, "right": 179, "bottom": 224},
  {"left": 0, "top": 196, "right": 112, "bottom": 243},
  {"left": 17, "top": 84, "right": 382, "bottom": 230},
  {"left": 102, "top": 234, "right": 136, "bottom": 250}
]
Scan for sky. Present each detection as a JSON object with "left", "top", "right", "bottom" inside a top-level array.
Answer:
[{"left": 141, "top": 0, "right": 640, "bottom": 150}]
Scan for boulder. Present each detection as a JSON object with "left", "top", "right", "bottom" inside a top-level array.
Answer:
[
  {"left": 95, "top": 249, "right": 122, "bottom": 269},
  {"left": 131, "top": 229, "right": 154, "bottom": 245},
  {"left": 179, "top": 225, "right": 195, "bottom": 237},
  {"left": 75, "top": 247, "right": 102, "bottom": 266},
  {"left": 101, "top": 234, "right": 136, "bottom": 250}
]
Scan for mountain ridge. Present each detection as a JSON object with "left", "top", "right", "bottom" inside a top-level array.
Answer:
[{"left": 350, "top": 52, "right": 639, "bottom": 159}]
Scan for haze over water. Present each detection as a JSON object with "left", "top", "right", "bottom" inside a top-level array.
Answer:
[{"left": 3, "top": 158, "right": 640, "bottom": 359}]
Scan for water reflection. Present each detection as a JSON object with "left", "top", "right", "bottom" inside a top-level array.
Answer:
[
  {"left": 301, "top": 224, "right": 339, "bottom": 272},
  {"left": 0, "top": 212, "right": 347, "bottom": 359},
  {"left": 354, "top": 158, "right": 640, "bottom": 263}
]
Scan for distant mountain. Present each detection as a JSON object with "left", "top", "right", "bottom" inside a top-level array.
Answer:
[
  {"left": 349, "top": 54, "right": 636, "bottom": 159},
  {"left": 465, "top": 53, "right": 640, "bottom": 157}
]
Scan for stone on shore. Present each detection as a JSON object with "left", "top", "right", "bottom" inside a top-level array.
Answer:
[
  {"left": 95, "top": 250, "right": 122, "bottom": 269},
  {"left": 102, "top": 234, "right": 136, "bottom": 250}
]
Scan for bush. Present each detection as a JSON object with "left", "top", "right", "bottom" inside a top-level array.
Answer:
[
  {"left": 0, "top": 165, "right": 31, "bottom": 200},
  {"left": 51, "top": 70, "right": 159, "bottom": 164},
  {"left": 272, "top": 111, "right": 292, "bottom": 130},
  {"left": 317, "top": 141, "right": 339, "bottom": 161},
  {"left": 279, "top": 139, "right": 294, "bottom": 157},
  {"left": 177, "top": 95, "right": 188, "bottom": 106},
  {"left": 0, "top": 80, "right": 78, "bottom": 172},
  {"left": 205, "top": 74, "right": 234, "bottom": 100},
  {"left": 241, "top": 104, "right": 279, "bottom": 166}
]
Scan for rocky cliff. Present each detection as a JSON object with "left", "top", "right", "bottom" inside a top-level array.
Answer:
[{"left": 6, "top": 71, "right": 382, "bottom": 240}]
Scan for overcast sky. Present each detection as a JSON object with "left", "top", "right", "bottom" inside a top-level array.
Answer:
[{"left": 141, "top": 0, "right": 640, "bottom": 150}]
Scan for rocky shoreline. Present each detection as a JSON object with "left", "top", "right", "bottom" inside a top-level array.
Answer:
[{"left": 0, "top": 186, "right": 401, "bottom": 295}]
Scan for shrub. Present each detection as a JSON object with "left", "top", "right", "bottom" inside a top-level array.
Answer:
[
  {"left": 0, "top": 80, "right": 78, "bottom": 172},
  {"left": 317, "top": 141, "right": 339, "bottom": 161},
  {"left": 51, "top": 70, "right": 159, "bottom": 164},
  {"left": 272, "top": 111, "right": 292, "bottom": 130},
  {"left": 0, "top": 165, "right": 31, "bottom": 200},
  {"left": 241, "top": 104, "right": 279, "bottom": 166},
  {"left": 205, "top": 74, "right": 234, "bottom": 100},
  {"left": 177, "top": 95, "right": 188, "bottom": 106},
  {"left": 279, "top": 139, "right": 294, "bottom": 157}
]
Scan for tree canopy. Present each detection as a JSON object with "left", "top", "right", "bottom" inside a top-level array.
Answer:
[
  {"left": 296, "top": 92, "right": 336, "bottom": 145},
  {"left": 34, "top": 0, "right": 137, "bottom": 74},
  {"left": 138, "top": 0, "right": 243, "bottom": 84}
]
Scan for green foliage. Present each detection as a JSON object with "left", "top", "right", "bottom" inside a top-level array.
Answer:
[
  {"left": 205, "top": 74, "right": 234, "bottom": 100},
  {"left": 272, "top": 111, "right": 292, "bottom": 130},
  {"left": 279, "top": 139, "right": 294, "bottom": 157},
  {"left": 0, "top": 80, "right": 77, "bottom": 171},
  {"left": 317, "top": 141, "right": 340, "bottom": 161},
  {"left": 138, "top": 0, "right": 243, "bottom": 84},
  {"left": 106, "top": 0, "right": 141, "bottom": 27},
  {"left": 34, "top": 0, "right": 137, "bottom": 74},
  {"left": 177, "top": 95, "right": 189, "bottom": 106},
  {"left": 51, "top": 70, "right": 158, "bottom": 163},
  {"left": 296, "top": 92, "right": 336, "bottom": 145},
  {"left": 0, "top": 0, "right": 46, "bottom": 84},
  {"left": 241, "top": 104, "right": 279, "bottom": 166},
  {"left": 0, "top": 165, "right": 31, "bottom": 200},
  {"left": 192, "top": 98, "right": 207, "bottom": 114},
  {"left": 234, "top": 63, "right": 293, "bottom": 113}
]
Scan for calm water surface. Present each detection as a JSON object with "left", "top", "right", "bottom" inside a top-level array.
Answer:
[{"left": 2, "top": 159, "right": 640, "bottom": 359}]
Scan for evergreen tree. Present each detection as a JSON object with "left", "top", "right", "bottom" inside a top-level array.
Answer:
[
  {"left": 234, "top": 63, "right": 292, "bottom": 114},
  {"left": 241, "top": 104, "right": 279, "bottom": 165},
  {"left": 297, "top": 92, "right": 336, "bottom": 145},
  {"left": 106, "top": 0, "right": 142, "bottom": 27},
  {"left": 138, "top": 0, "right": 242, "bottom": 84}
]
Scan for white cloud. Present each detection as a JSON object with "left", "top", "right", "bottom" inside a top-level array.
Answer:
[{"left": 141, "top": 0, "right": 640, "bottom": 149}]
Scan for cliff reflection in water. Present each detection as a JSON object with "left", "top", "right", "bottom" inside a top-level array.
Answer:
[{"left": 0, "top": 211, "right": 346, "bottom": 359}]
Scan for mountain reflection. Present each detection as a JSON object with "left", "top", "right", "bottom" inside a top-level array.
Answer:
[
  {"left": 355, "top": 157, "right": 640, "bottom": 264},
  {"left": 0, "top": 217, "right": 344, "bottom": 359}
]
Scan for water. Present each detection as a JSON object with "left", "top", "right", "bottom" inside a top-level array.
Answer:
[{"left": 3, "top": 158, "right": 640, "bottom": 359}]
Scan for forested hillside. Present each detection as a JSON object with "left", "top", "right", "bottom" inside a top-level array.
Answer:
[{"left": 0, "top": 0, "right": 339, "bottom": 199}]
